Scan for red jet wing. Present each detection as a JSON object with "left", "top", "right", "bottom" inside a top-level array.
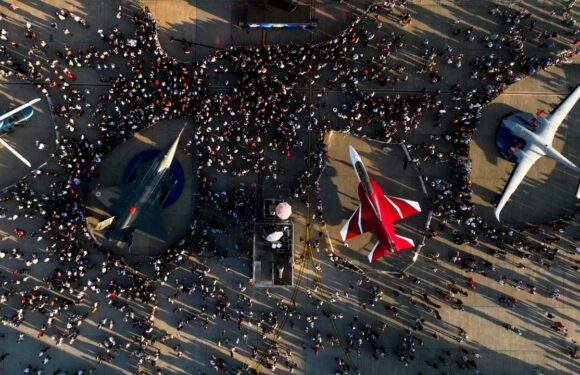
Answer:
[
  {"left": 340, "top": 182, "right": 382, "bottom": 241},
  {"left": 369, "top": 179, "right": 421, "bottom": 222}
]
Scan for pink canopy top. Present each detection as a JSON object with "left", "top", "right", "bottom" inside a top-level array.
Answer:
[{"left": 275, "top": 202, "right": 292, "bottom": 220}]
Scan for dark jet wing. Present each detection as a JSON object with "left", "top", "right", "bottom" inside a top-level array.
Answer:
[
  {"left": 93, "top": 185, "right": 127, "bottom": 210},
  {"left": 132, "top": 201, "right": 168, "bottom": 241},
  {"left": 93, "top": 182, "right": 136, "bottom": 216}
]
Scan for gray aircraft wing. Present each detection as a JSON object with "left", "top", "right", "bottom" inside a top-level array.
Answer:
[
  {"left": 493, "top": 150, "right": 542, "bottom": 222},
  {"left": 537, "top": 84, "right": 580, "bottom": 144}
]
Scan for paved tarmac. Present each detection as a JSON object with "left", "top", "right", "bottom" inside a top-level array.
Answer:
[{"left": 0, "top": 1, "right": 577, "bottom": 375}]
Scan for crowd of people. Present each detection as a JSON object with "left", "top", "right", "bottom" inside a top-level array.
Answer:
[{"left": 0, "top": 1, "right": 576, "bottom": 374}]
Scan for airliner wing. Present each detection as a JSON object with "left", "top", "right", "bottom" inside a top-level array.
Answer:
[
  {"left": 537, "top": 84, "right": 580, "bottom": 144},
  {"left": 493, "top": 151, "right": 542, "bottom": 221}
]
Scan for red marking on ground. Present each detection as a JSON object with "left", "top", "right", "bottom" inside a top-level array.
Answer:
[{"left": 215, "top": 35, "right": 221, "bottom": 45}]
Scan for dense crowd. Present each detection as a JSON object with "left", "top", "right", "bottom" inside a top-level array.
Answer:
[{"left": 0, "top": 1, "right": 577, "bottom": 375}]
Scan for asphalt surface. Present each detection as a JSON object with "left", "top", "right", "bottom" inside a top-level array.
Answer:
[{"left": 0, "top": 1, "right": 577, "bottom": 375}]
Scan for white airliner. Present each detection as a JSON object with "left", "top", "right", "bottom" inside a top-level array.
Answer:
[
  {"left": 494, "top": 84, "right": 580, "bottom": 221},
  {"left": 0, "top": 98, "right": 42, "bottom": 167}
]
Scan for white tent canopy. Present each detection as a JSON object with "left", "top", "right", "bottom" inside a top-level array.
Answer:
[{"left": 265, "top": 231, "right": 284, "bottom": 242}]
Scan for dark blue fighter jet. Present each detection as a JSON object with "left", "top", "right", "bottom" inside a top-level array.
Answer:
[{"left": 92, "top": 128, "right": 184, "bottom": 248}]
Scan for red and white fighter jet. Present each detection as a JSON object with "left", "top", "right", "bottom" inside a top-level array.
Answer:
[{"left": 340, "top": 145, "right": 422, "bottom": 262}]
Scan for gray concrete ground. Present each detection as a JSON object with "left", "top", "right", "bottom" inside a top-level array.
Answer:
[{"left": 0, "top": 1, "right": 577, "bottom": 375}]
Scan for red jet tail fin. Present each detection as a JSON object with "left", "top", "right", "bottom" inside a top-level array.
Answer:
[
  {"left": 368, "top": 234, "right": 415, "bottom": 262},
  {"left": 368, "top": 241, "right": 389, "bottom": 262},
  {"left": 393, "top": 234, "right": 415, "bottom": 252}
]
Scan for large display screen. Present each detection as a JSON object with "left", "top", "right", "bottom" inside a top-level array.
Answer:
[{"left": 246, "top": 22, "right": 314, "bottom": 29}]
